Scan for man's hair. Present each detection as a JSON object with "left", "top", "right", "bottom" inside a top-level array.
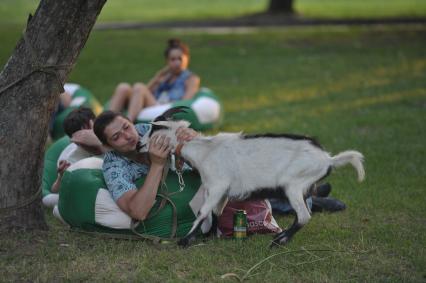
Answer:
[
  {"left": 93, "top": 111, "right": 127, "bottom": 145},
  {"left": 63, "top": 107, "right": 96, "bottom": 137}
]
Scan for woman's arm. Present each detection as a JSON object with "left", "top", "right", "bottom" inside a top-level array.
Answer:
[
  {"left": 182, "top": 74, "right": 200, "bottom": 100},
  {"left": 147, "top": 66, "right": 170, "bottom": 93}
]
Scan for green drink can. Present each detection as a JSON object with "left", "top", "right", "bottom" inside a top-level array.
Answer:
[{"left": 233, "top": 210, "right": 247, "bottom": 239}]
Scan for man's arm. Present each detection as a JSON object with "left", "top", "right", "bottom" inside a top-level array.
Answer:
[
  {"left": 71, "top": 129, "right": 107, "bottom": 155},
  {"left": 51, "top": 160, "right": 71, "bottom": 193},
  {"left": 116, "top": 135, "right": 171, "bottom": 220},
  {"left": 116, "top": 163, "right": 164, "bottom": 220}
]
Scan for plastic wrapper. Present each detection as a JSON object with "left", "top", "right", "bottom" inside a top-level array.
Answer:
[{"left": 217, "top": 199, "right": 282, "bottom": 238}]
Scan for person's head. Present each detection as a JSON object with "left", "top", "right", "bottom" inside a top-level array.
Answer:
[
  {"left": 164, "top": 38, "right": 190, "bottom": 74},
  {"left": 93, "top": 111, "right": 139, "bottom": 153},
  {"left": 63, "top": 107, "right": 96, "bottom": 137}
]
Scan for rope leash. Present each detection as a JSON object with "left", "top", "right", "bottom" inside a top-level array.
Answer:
[
  {"left": 0, "top": 31, "right": 69, "bottom": 95},
  {"left": 0, "top": 186, "right": 42, "bottom": 214},
  {"left": 129, "top": 155, "right": 185, "bottom": 242}
]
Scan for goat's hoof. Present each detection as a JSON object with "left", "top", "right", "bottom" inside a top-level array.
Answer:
[
  {"left": 177, "top": 236, "right": 194, "bottom": 248},
  {"left": 270, "top": 234, "right": 291, "bottom": 248}
]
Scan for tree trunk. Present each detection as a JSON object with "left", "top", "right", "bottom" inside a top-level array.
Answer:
[
  {"left": 268, "top": 0, "right": 294, "bottom": 14},
  {"left": 0, "top": 0, "right": 106, "bottom": 231}
]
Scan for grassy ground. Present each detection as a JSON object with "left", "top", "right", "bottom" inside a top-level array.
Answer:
[
  {"left": 1, "top": 0, "right": 425, "bottom": 27},
  {"left": 1, "top": 23, "right": 425, "bottom": 281},
  {"left": 1, "top": 2, "right": 426, "bottom": 282}
]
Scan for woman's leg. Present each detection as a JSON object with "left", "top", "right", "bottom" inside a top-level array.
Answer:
[
  {"left": 127, "top": 83, "right": 157, "bottom": 122},
  {"left": 109, "top": 83, "right": 132, "bottom": 112}
]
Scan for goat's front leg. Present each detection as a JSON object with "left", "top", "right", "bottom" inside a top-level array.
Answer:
[
  {"left": 178, "top": 189, "right": 226, "bottom": 248},
  {"left": 270, "top": 187, "right": 311, "bottom": 247}
]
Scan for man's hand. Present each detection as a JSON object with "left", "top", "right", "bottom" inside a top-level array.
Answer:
[
  {"left": 51, "top": 160, "right": 71, "bottom": 193},
  {"left": 176, "top": 127, "right": 199, "bottom": 143},
  {"left": 71, "top": 129, "right": 104, "bottom": 155},
  {"left": 57, "top": 160, "right": 71, "bottom": 176},
  {"left": 149, "top": 135, "right": 171, "bottom": 166}
]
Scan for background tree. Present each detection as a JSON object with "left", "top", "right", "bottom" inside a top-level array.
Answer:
[
  {"left": 268, "top": 0, "right": 295, "bottom": 14},
  {"left": 0, "top": 0, "right": 106, "bottom": 231}
]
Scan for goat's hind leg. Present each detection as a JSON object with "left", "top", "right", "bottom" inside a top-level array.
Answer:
[
  {"left": 178, "top": 188, "right": 226, "bottom": 248},
  {"left": 271, "top": 187, "right": 311, "bottom": 247},
  {"left": 177, "top": 211, "right": 206, "bottom": 248}
]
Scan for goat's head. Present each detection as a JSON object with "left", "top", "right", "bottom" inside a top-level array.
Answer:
[{"left": 137, "top": 106, "right": 191, "bottom": 153}]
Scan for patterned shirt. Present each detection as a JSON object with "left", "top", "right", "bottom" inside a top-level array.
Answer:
[
  {"left": 154, "top": 70, "right": 192, "bottom": 102},
  {"left": 102, "top": 123, "right": 152, "bottom": 202}
]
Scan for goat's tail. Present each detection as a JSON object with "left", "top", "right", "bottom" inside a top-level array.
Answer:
[{"left": 331, "top": 150, "right": 365, "bottom": 182}]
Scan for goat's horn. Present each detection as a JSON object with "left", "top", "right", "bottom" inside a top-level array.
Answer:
[{"left": 154, "top": 106, "right": 190, "bottom": 122}]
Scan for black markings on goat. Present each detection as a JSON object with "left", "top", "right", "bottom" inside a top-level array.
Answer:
[
  {"left": 246, "top": 187, "right": 288, "bottom": 201},
  {"left": 149, "top": 125, "right": 170, "bottom": 137},
  {"left": 242, "top": 133, "right": 323, "bottom": 149},
  {"left": 154, "top": 106, "right": 190, "bottom": 122}
]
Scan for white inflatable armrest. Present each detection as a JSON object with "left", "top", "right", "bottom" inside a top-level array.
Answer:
[
  {"left": 137, "top": 103, "right": 172, "bottom": 121},
  {"left": 191, "top": 97, "right": 221, "bottom": 124},
  {"left": 70, "top": 96, "right": 87, "bottom": 107},
  {"left": 53, "top": 205, "right": 68, "bottom": 225},
  {"left": 42, "top": 193, "right": 59, "bottom": 208},
  {"left": 63, "top": 83, "right": 80, "bottom": 96},
  {"left": 67, "top": 157, "right": 103, "bottom": 172},
  {"left": 95, "top": 189, "right": 132, "bottom": 229}
]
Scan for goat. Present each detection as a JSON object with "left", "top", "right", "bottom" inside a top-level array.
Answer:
[{"left": 138, "top": 107, "right": 365, "bottom": 247}]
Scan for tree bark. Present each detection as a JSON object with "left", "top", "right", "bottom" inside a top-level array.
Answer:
[
  {"left": 0, "top": 0, "right": 106, "bottom": 231},
  {"left": 268, "top": 0, "right": 294, "bottom": 14}
]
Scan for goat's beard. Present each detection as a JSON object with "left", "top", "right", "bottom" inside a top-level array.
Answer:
[{"left": 135, "top": 140, "right": 143, "bottom": 152}]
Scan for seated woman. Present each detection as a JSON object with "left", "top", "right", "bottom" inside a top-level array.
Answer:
[{"left": 109, "top": 38, "right": 200, "bottom": 123}]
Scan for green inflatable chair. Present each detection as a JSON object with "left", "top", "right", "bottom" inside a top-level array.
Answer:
[
  {"left": 51, "top": 84, "right": 103, "bottom": 140},
  {"left": 57, "top": 157, "right": 201, "bottom": 240},
  {"left": 105, "top": 87, "right": 223, "bottom": 131},
  {"left": 41, "top": 136, "right": 70, "bottom": 207}
]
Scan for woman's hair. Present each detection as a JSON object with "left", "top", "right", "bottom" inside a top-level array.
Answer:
[
  {"left": 63, "top": 107, "right": 96, "bottom": 137},
  {"left": 93, "top": 111, "right": 126, "bottom": 145},
  {"left": 164, "top": 38, "right": 190, "bottom": 58}
]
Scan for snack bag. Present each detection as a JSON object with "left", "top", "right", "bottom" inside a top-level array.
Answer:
[{"left": 217, "top": 199, "right": 282, "bottom": 237}]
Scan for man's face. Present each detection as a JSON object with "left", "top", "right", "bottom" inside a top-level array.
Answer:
[{"left": 104, "top": 116, "right": 139, "bottom": 153}]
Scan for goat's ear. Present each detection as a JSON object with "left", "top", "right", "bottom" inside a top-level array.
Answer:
[
  {"left": 149, "top": 122, "right": 170, "bottom": 137},
  {"left": 151, "top": 121, "right": 171, "bottom": 127},
  {"left": 154, "top": 106, "right": 190, "bottom": 122}
]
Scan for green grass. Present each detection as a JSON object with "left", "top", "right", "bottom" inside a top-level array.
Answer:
[
  {"left": 1, "top": 23, "right": 425, "bottom": 281},
  {"left": 296, "top": 0, "right": 426, "bottom": 19},
  {"left": 1, "top": 0, "right": 425, "bottom": 27}
]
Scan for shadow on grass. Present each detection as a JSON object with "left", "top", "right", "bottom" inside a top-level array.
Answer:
[{"left": 95, "top": 12, "right": 426, "bottom": 30}]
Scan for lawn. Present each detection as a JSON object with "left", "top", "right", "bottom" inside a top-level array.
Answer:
[
  {"left": 1, "top": 0, "right": 425, "bottom": 26},
  {"left": 1, "top": 2, "right": 426, "bottom": 282}
]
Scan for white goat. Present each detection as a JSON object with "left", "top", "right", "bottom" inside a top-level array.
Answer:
[{"left": 139, "top": 110, "right": 365, "bottom": 247}]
